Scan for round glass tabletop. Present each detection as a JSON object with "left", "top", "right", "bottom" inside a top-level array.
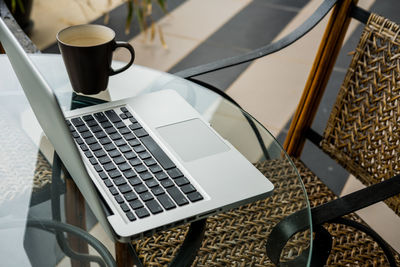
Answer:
[{"left": 0, "top": 54, "right": 312, "bottom": 266}]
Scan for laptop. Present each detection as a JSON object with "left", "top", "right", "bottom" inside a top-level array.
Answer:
[{"left": 0, "top": 18, "right": 274, "bottom": 241}]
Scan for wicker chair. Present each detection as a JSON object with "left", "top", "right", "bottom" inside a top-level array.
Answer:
[{"left": 133, "top": 0, "right": 400, "bottom": 266}]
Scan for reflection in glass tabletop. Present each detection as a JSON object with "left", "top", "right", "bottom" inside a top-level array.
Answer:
[{"left": 0, "top": 54, "right": 312, "bottom": 266}]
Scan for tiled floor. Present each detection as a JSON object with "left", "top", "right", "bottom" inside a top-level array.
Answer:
[{"left": 27, "top": 0, "right": 400, "bottom": 263}]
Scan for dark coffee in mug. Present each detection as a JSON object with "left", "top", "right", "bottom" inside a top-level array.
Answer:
[{"left": 57, "top": 24, "right": 135, "bottom": 95}]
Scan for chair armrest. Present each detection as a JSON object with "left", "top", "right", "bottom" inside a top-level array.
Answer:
[
  {"left": 0, "top": 1, "right": 39, "bottom": 53},
  {"left": 174, "top": 0, "right": 338, "bottom": 79}
]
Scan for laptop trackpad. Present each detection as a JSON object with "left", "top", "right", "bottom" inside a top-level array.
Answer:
[{"left": 157, "top": 118, "right": 230, "bottom": 162}]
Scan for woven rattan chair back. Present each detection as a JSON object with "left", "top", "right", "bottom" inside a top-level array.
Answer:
[{"left": 321, "top": 13, "right": 400, "bottom": 216}]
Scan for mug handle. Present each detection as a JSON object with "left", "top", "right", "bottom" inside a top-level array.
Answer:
[{"left": 110, "top": 41, "right": 135, "bottom": 76}]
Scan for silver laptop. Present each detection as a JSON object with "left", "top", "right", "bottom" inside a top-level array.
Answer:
[{"left": 0, "top": 18, "right": 274, "bottom": 241}]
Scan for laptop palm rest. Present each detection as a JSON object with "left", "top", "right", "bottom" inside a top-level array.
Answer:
[{"left": 157, "top": 118, "right": 230, "bottom": 162}]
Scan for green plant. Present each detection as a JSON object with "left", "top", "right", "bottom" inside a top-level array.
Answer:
[
  {"left": 8, "top": 0, "right": 25, "bottom": 13},
  {"left": 125, "top": 0, "right": 168, "bottom": 47}
]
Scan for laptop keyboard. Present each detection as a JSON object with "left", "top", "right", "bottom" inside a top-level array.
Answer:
[{"left": 66, "top": 106, "right": 203, "bottom": 222}]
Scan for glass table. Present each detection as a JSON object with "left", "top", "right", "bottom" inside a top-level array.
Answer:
[{"left": 0, "top": 54, "right": 312, "bottom": 266}]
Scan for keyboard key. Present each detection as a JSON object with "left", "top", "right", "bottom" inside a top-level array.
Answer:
[
  {"left": 94, "top": 131, "right": 106, "bottom": 139},
  {"left": 84, "top": 151, "right": 93, "bottom": 158},
  {"left": 129, "top": 122, "right": 142, "bottom": 130},
  {"left": 135, "top": 207, "right": 150, "bottom": 218},
  {"left": 149, "top": 165, "right": 162, "bottom": 173},
  {"left": 113, "top": 177, "right": 127, "bottom": 186},
  {"left": 81, "top": 131, "right": 93, "bottom": 139},
  {"left": 98, "top": 156, "right": 111, "bottom": 165},
  {"left": 141, "top": 136, "right": 175, "bottom": 170},
  {"left": 113, "top": 156, "right": 126, "bottom": 165},
  {"left": 128, "top": 177, "right": 142, "bottom": 186},
  {"left": 129, "top": 117, "right": 137, "bottom": 123},
  {"left": 105, "top": 110, "right": 122, "bottom": 123},
  {"left": 133, "top": 128, "right": 148, "bottom": 138},
  {"left": 115, "top": 139, "right": 127, "bottom": 147},
  {"left": 120, "top": 113, "right": 128, "bottom": 120},
  {"left": 157, "top": 194, "right": 176, "bottom": 210},
  {"left": 83, "top": 115, "right": 94, "bottom": 121},
  {"left": 119, "top": 145, "right": 131, "bottom": 153},
  {"left": 120, "top": 203, "right": 130, "bottom": 212},
  {"left": 94, "top": 165, "right": 103, "bottom": 172},
  {"left": 94, "top": 149, "right": 106, "bottom": 157},
  {"left": 168, "top": 168, "right": 183, "bottom": 179},
  {"left": 123, "top": 169, "right": 137, "bottom": 178},
  {"left": 115, "top": 194, "right": 124, "bottom": 204},
  {"left": 99, "top": 137, "right": 112, "bottom": 145},
  {"left": 155, "top": 172, "right": 168, "bottom": 181},
  {"left": 77, "top": 125, "right": 89, "bottom": 133},
  {"left": 109, "top": 186, "right": 119, "bottom": 195},
  {"left": 109, "top": 133, "right": 122, "bottom": 140},
  {"left": 87, "top": 120, "right": 99, "bottom": 127},
  {"left": 76, "top": 137, "right": 84, "bottom": 145},
  {"left": 129, "top": 158, "right": 142, "bottom": 166},
  {"left": 146, "top": 199, "right": 163, "bottom": 214},
  {"left": 104, "top": 162, "right": 117, "bottom": 172},
  {"left": 89, "top": 158, "right": 97, "bottom": 165},
  {"left": 134, "top": 164, "right": 147, "bottom": 173},
  {"left": 187, "top": 191, "right": 203, "bottom": 202},
  {"left": 101, "top": 121, "right": 113, "bottom": 128},
  {"left": 161, "top": 179, "right": 174, "bottom": 188},
  {"left": 71, "top": 131, "right": 80, "bottom": 138},
  {"left": 104, "top": 179, "right": 113, "bottom": 187},
  {"left": 140, "top": 192, "right": 154, "bottom": 202},
  {"left": 129, "top": 199, "right": 144, "bottom": 210},
  {"left": 181, "top": 184, "right": 196, "bottom": 194},
  {"left": 151, "top": 186, "right": 165, "bottom": 196},
  {"left": 175, "top": 177, "right": 190, "bottom": 187},
  {"left": 108, "top": 149, "right": 122, "bottom": 158},
  {"left": 105, "top": 127, "right": 117, "bottom": 134},
  {"left": 90, "top": 143, "right": 102, "bottom": 151},
  {"left": 145, "top": 179, "right": 159, "bottom": 188},
  {"left": 126, "top": 211, "right": 136, "bottom": 221},
  {"left": 99, "top": 171, "right": 108, "bottom": 180},
  {"left": 85, "top": 137, "right": 97, "bottom": 145},
  {"left": 81, "top": 144, "right": 89, "bottom": 152},
  {"left": 144, "top": 158, "right": 157, "bottom": 166},
  {"left": 71, "top": 117, "right": 85, "bottom": 127},
  {"left": 120, "top": 107, "right": 128, "bottom": 113},
  {"left": 104, "top": 143, "right": 116, "bottom": 151},
  {"left": 90, "top": 125, "right": 102, "bottom": 133},
  {"left": 124, "top": 191, "right": 138, "bottom": 201},
  {"left": 134, "top": 184, "right": 148, "bottom": 194},
  {"left": 115, "top": 122, "right": 126, "bottom": 129},
  {"left": 128, "top": 139, "right": 141, "bottom": 147},
  {"left": 138, "top": 152, "right": 151, "bottom": 160},
  {"left": 133, "top": 145, "right": 146, "bottom": 153},
  {"left": 94, "top": 112, "right": 108, "bottom": 123},
  {"left": 118, "top": 163, "right": 131, "bottom": 172},
  {"left": 123, "top": 133, "right": 136, "bottom": 141},
  {"left": 118, "top": 184, "right": 132, "bottom": 194},
  {"left": 119, "top": 127, "right": 131, "bottom": 135},
  {"left": 140, "top": 172, "right": 153, "bottom": 180},
  {"left": 167, "top": 187, "right": 189, "bottom": 206},
  {"left": 124, "top": 151, "right": 137, "bottom": 160}
]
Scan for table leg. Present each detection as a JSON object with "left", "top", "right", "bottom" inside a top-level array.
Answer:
[
  {"left": 116, "top": 242, "right": 135, "bottom": 267},
  {"left": 64, "top": 171, "right": 90, "bottom": 267}
]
